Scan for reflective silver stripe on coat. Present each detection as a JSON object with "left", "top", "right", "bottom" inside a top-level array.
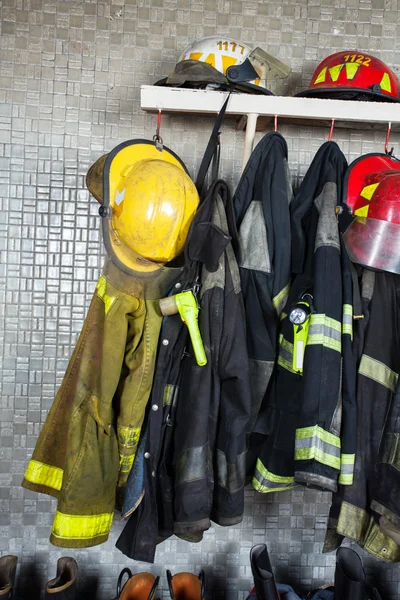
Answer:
[
  {"left": 238, "top": 201, "right": 271, "bottom": 274},
  {"left": 314, "top": 181, "right": 340, "bottom": 252},
  {"left": 216, "top": 450, "right": 246, "bottom": 493},
  {"left": 295, "top": 436, "right": 341, "bottom": 459},
  {"left": 359, "top": 355, "right": 399, "bottom": 392},
  {"left": 175, "top": 444, "right": 208, "bottom": 486}
]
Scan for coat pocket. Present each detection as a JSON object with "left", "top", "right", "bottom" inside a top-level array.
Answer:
[{"left": 61, "top": 395, "right": 119, "bottom": 514}]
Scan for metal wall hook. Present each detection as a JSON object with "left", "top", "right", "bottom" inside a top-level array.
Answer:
[
  {"left": 153, "top": 109, "right": 163, "bottom": 151},
  {"left": 328, "top": 119, "right": 335, "bottom": 141},
  {"left": 385, "top": 122, "right": 393, "bottom": 155},
  {"left": 274, "top": 115, "right": 278, "bottom": 132}
]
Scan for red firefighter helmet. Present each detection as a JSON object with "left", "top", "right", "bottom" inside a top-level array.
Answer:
[
  {"left": 343, "top": 154, "right": 400, "bottom": 274},
  {"left": 297, "top": 51, "right": 400, "bottom": 102}
]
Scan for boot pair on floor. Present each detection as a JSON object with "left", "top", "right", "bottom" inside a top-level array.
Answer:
[
  {"left": 115, "top": 569, "right": 205, "bottom": 600},
  {"left": 0, "top": 556, "right": 77, "bottom": 600},
  {"left": 248, "top": 544, "right": 382, "bottom": 600}
]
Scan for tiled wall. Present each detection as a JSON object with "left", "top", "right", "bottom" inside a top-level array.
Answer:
[{"left": 1, "top": 0, "right": 400, "bottom": 598}]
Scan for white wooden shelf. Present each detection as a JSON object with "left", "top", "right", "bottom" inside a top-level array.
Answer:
[{"left": 140, "top": 85, "right": 400, "bottom": 169}]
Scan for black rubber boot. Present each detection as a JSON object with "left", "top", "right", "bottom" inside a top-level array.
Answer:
[
  {"left": 334, "top": 547, "right": 382, "bottom": 600},
  {"left": 166, "top": 570, "right": 205, "bottom": 600},
  {"left": 0, "top": 556, "right": 18, "bottom": 600},
  {"left": 115, "top": 568, "right": 160, "bottom": 600},
  {"left": 250, "top": 544, "right": 279, "bottom": 600},
  {"left": 45, "top": 558, "right": 78, "bottom": 600}
]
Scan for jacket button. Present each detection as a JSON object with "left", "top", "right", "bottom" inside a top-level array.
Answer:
[
  {"left": 162, "top": 339, "right": 169, "bottom": 346},
  {"left": 382, "top": 548, "right": 388, "bottom": 553},
  {"left": 144, "top": 452, "right": 151, "bottom": 459},
  {"left": 152, "top": 404, "right": 158, "bottom": 411},
  {"left": 175, "top": 282, "right": 182, "bottom": 289}
]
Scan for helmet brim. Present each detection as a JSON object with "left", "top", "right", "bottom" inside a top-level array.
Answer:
[{"left": 295, "top": 87, "right": 400, "bottom": 102}]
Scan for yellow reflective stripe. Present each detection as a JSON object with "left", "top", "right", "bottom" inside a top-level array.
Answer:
[
  {"left": 52, "top": 510, "right": 113, "bottom": 540},
  {"left": 96, "top": 276, "right": 116, "bottom": 315},
  {"left": 296, "top": 425, "right": 340, "bottom": 448},
  {"left": 118, "top": 426, "right": 140, "bottom": 474},
  {"left": 329, "top": 63, "right": 344, "bottom": 82},
  {"left": 342, "top": 304, "right": 353, "bottom": 339},
  {"left": 359, "top": 355, "right": 399, "bottom": 392},
  {"left": 295, "top": 447, "right": 340, "bottom": 470},
  {"left": 256, "top": 460, "right": 295, "bottom": 483},
  {"left": 252, "top": 459, "right": 296, "bottom": 493},
  {"left": 314, "top": 67, "right": 327, "bottom": 84},
  {"left": 307, "top": 314, "right": 342, "bottom": 353},
  {"left": 339, "top": 453, "right": 355, "bottom": 485},
  {"left": 345, "top": 62, "right": 360, "bottom": 80},
  {"left": 272, "top": 282, "right": 290, "bottom": 314},
  {"left": 119, "top": 454, "right": 136, "bottom": 474},
  {"left": 295, "top": 425, "right": 341, "bottom": 470},
  {"left": 118, "top": 426, "right": 140, "bottom": 447},
  {"left": 307, "top": 334, "right": 341, "bottom": 352},
  {"left": 309, "top": 314, "right": 342, "bottom": 332},
  {"left": 339, "top": 473, "right": 353, "bottom": 485},
  {"left": 24, "top": 459, "right": 63, "bottom": 491},
  {"left": 341, "top": 453, "right": 355, "bottom": 465},
  {"left": 360, "top": 182, "right": 380, "bottom": 201},
  {"left": 380, "top": 72, "right": 391, "bottom": 93},
  {"left": 354, "top": 204, "right": 369, "bottom": 217},
  {"left": 277, "top": 334, "right": 298, "bottom": 374}
]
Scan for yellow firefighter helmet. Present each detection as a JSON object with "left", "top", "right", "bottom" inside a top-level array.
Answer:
[{"left": 87, "top": 140, "right": 199, "bottom": 273}]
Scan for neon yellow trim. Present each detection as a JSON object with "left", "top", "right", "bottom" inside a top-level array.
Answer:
[
  {"left": 314, "top": 67, "right": 327, "bottom": 84},
  {"left": 343, "top": 304, "right": 353, "bottom": 316},
  {"left": 345, "top": 62, "right": 360, "bottom": 80},
  {"left": 24, "top": 459, "right": 63, "bottom": 491},
  {"left": 119, "top": 454, "right": 136, "bottom": 474},
  {"left": 309, "top": 314, "right": 341, "bottom": 332},
  {"left": 360, "top": 182, "right": 380, "bottom": 201},
  {"left": 359, "top": 354, "right": 399, "bottom": 392},
  {"left": 256, "top": 460, "right": 295, "bottom": 483},
  {"left": 296, "top": 425, "right": 340, "bottom": 447},
  {"left": 52, "top": 510, "right": 113, "bottom": 540},
  {"left": 380, "top": 72, "right": 392, "bottom": 93},
  {"left": 279, "top": 334, "right": 293, "bottom": 354},
  {"left": 96, "top": 276, "right": 116, "bottom": 315},
  {"left": 307, "top": 334, "right": 341, "bottom": 352},
  {"left": 252, "top": 478, "right": 297, "bottom": 493},
  {"left": 118, "top": 426, "right": 140, "bottom": 447},
  {"left": 354, "top": 205, "right": 369, "bottom": 217},
  {"left": 341, "top": 453, "right": 355, "bottom": 465},
  {"left": 295, "top": 447, "right": 341, "bottom": 470},
  {"left": 339, "top": 473, "right": 353, "bottom": 485},
  {"left": 272, "top": 282, "right": 290, "bottom": 313},
  {"left": 329, "top": 63, "right": 344, "bottom": 82},
  {"left": 277, "top": 355, "right": 298, "bottom": 374}
]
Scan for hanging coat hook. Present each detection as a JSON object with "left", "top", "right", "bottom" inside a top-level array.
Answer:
[
  {"left": 328, "top": 119, "right": 335, "bottom": 141},
  {"left": 274, "top": 115, "right": 278, "bottom": 132},
  {"left": 153, "top": 109, "right": 163, "bottom": 151},
  {"left": 385, "top": 122, "right": 393, "bottom": 155}
]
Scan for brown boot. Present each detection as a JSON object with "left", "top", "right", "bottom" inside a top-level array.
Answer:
[
  {"left": 0, "top": 556, "right": 17, "bottom": 600},
  {"left": 167, "top": 571, "right": 205, "bottom": 600},
  {"left": 115, "top": 568, "right": 159, "bottom": 600},
  {"left": 45, "top": 558, "right": 78, "bottom": 600}
]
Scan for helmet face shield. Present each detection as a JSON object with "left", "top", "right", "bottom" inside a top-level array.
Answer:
[
  {"left": 343, "top": 217, "right": 400, "bottom": 275},
  {"left": 343, "top": 153, "right": 400, "bottom": 274}
]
